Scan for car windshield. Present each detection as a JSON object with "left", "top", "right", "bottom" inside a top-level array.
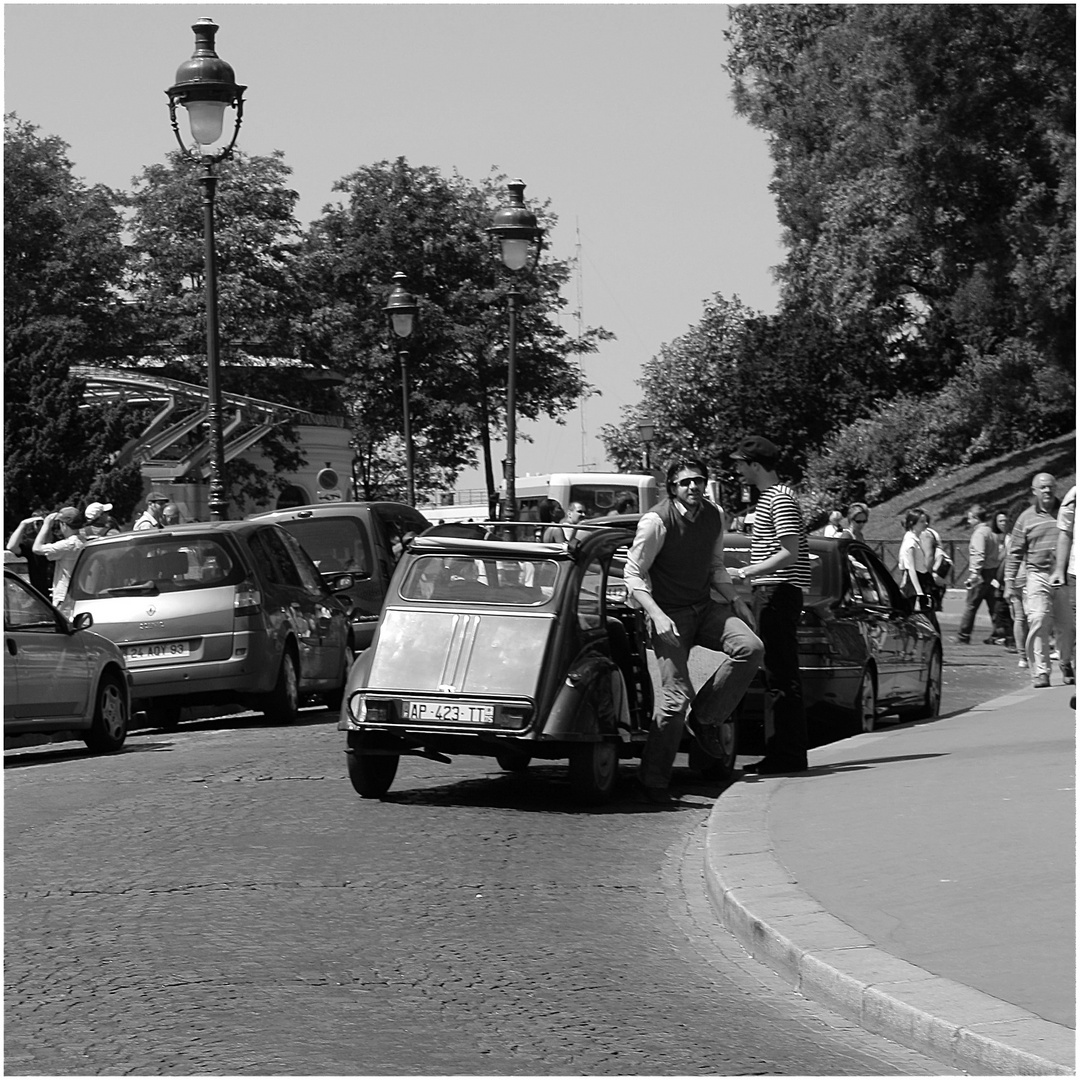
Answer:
[
  {"left": 277, "top": 517, "right": 371, "bottom": 577},
  {"left": 400, "top": 554, "right": 557, "bottom": 605},
  {"left": 70, "top": 536, "right": 242, "bottom": 598}
]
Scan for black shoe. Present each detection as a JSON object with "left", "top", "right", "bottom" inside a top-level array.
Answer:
[
  {"left": 744, "top": 756, "right": 808, "bottom": 775},
  {"left": 955, "top": 636, "right": 971, "bottom": 645}
]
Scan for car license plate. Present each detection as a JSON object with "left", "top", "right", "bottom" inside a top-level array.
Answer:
[
  {"left": 122, "top": 641, "right": 190, "bottom": 662},
  {"left": 404, "top": 700, "right": 494, "bottom": 724}
]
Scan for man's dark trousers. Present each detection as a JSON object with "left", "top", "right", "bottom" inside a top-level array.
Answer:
[
  {"left": 958, "top": 568, "right": 999, "bottom": 641},
  {"left": 753, "top": 582, "right": 808, "bottom": 768}
]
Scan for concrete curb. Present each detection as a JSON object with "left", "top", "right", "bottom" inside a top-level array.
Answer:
[{"left": 704, "top": 695, "right": 1076, "bottom": 1075}]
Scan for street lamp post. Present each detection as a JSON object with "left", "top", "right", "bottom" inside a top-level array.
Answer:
[
  {"left": 166, "top": 18, "right": 246, "bottom": 521},
  {"left": 384, "top": 272, "right": 419, "bottom": 506},
  {"left": 637, "top": 418, "right": 656, "bottom": 471},
  {"left": 487, "top": 180, "right": 544, "bottom": 520}
]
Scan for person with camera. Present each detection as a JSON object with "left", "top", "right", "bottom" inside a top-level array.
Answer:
[
  {"left": 624, "top": 457, "right": 763, "bottom": 804},
  {"left": 31, "top": 507, "right": 87, "bottom": 604},
  {"left": 6, "top": 508, "right": 53, "bottom": 594}
]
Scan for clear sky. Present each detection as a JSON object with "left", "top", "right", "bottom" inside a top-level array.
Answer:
[{"left": 4, "top": 2, "right": 784, "bottom": 498}]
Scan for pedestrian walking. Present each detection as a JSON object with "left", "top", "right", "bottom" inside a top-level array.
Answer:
[
  {"left": 81, "top": 501, "right": 120, "bottom": 539},
  {"left": 161, "top": 503, "right": 184, "bottom": 527},
  {"left": 1050, "top": 485, "right": 1076, "bottom": 685},
  {"left": 562, "top": 501, "right": 588, "bottom": 540},
  {"left": 31, "top": 507, "right": 86, "bottom": 605},
  {"left": 624, "top": 457, "right": 764, "bottom": 802},
  {"left": 956, "top": 505, "right": 1003, "bottom": 645},
  {"left": 822, "top": 510, "right": 845, "bottom": 538},
  {"left": 730, "top": 436, "right": 811, "bottom": 774},
  {"left": 897, "top": 508, "right": 940, "bottom": 633},
  {"left": 1003, "top": 471, "right": 1070, "bottom": 688},
  {"left": 132, "top": 491, "right": 170, "bottom": 530},
  {"left": 844, "top": 503, "right": 869, "bottom": 541}
]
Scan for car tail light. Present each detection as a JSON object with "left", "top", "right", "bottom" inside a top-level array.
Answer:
[{"left": 234, "top": 580, "right": 262, "bottom": 615}]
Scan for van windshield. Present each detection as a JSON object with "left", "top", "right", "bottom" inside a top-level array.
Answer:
[{"left": 70, "top": 536, "right": 241, "bottom": 598}]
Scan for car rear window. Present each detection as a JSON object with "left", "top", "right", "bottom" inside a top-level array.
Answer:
[
  {"left": 276, "top": 517, "right": 372, "bottom": 577},
  {"left": 400, "top": 555, "right": 555, "bottom": 605},
  {"left": 70, "top": 536, "right": 243, "bottom": 598}
]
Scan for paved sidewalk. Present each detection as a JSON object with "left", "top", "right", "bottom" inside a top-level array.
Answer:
[{"left": 705, "top": 682, "right": 1076, "bottom": 1075}]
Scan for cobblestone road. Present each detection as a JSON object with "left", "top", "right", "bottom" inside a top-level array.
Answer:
[{"left": 6, "top": 712, "right": 954, "bottom": 1075}]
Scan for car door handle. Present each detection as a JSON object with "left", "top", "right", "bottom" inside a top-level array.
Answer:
[{"left": 6, "top": 638, "right": 17, "bottom": 656}]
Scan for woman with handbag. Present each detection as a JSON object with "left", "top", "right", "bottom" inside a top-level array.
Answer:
[{"left": 898, "top": 508, "right": 940, "bottom": 632}]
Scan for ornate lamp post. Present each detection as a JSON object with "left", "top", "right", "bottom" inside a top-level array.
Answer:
[
  {"left": 637, "top": 418, "right": 656, "bottom": 471},
  {"left": 487, "top": 179, "right": 544, "bottom": 520},
  {"left": 384, "top": 272, "right": 419, "bottom": 506},
  {"left": 166, "top": 18, "right": 246, "bottom": 521}
]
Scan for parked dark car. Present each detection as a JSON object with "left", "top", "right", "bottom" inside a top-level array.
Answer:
[
  {"left": 4, "top": 568, "right": 132, "bottom": 752},
  {"left": 339, "top": 522, "right": 730, "bottom": 804},
  {"left": 247, "top": 502, "right": 430, "bottom": 652},
  {"left": 63, "top": 521, "right": 354, "bottom": 729},
  {"left": 722, "top": 532, "right": 943, "bottom": 738}
]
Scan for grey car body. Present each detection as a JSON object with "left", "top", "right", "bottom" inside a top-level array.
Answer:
[
  {"left": 5, "top": 568, "right": 132, "bottom": 751},
  {"left": 64, "top": 521, "right": 353, "bottom": 729},
  {"left": 247, "top": 501, "right": 430, "bottom": 652}
]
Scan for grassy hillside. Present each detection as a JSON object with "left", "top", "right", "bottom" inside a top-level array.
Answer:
[{"left": 862, "top": 430, "right": 1076, "bottom": 543}]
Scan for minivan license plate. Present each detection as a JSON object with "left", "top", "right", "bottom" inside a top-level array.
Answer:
[
  {"left": 123, "top": 641, "right": 190, "bottom": 662},
  {"left": 405, "top": 700, "right": 494, "bottom": 724}
]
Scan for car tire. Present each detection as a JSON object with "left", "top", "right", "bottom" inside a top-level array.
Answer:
[
  {"left": 262, "top": 649, "right": 300, "bottom": 724},
  {"left": 849, "top": 666, "right": 878, "bottom": 734},
  {"left": 347, "top": 750, "right": 398, "bottom": 798},
  {"left": 688, "top": 712, "right": 738, "bottom": 780},
  {"left": 83, "top": 673, "right": 128, "bottom": 753},
  {"left": 900, "top": 647, "right": 943, "bottom": 721},
  {"left": 568, "top": 740, "right": 618, "bottom": 804},
  {"left": 145, "top": 698, "right": 182, "bottom": 731},
  {"left": 495, "top": 748, "right": 532, "bottom": 772}
]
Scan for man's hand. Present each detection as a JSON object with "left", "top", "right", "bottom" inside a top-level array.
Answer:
[
  {"left": 733, "top": 596, "right": 755, "bottom": 630},
  {"left": 1050, "top": 570, "right": 1066, "bottom": 587},
  {"left": 650, "top": 610, "right": 680, "bottom": 647}
]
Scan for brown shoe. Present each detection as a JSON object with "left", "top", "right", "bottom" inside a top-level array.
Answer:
[{"left": 1033, "top": 674, "right": 1051, "bottom": 689}]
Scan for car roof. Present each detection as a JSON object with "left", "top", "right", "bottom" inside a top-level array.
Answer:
[
  {"left": 247, "top": 501, "right": 420, "bottom": 520},
  {"left": 76, "top": 520, "right": 274, "bottom": 548}
]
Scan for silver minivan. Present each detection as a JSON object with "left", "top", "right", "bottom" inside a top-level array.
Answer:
[{"left": 64, "top": 521, "right": 353, "bottom": 729}]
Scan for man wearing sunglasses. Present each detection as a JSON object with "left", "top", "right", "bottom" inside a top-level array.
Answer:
[{"left": 624, "top": 457, "right": 764, "bottom": 804}]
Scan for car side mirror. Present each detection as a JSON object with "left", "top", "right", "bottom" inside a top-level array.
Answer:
[
  {"left": 328, "top": 573, "right": 355, "bottom": 593},
  {"left": 71, "top": 611, "right": 94, "bottom": 632}
]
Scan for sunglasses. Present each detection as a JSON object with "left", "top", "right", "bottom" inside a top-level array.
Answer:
[
  {"left": 852, "top": 516, "right": 868, "bottom": 524},
  {"left": 675, "top": 476, "right": 706, "bottom": 487}
]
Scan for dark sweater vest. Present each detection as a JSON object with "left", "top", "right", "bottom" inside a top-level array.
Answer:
[{"left": 649, "top": 497, "right": 722, "bottom": 611}]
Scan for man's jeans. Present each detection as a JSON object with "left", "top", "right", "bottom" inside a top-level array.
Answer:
[
  {"left": 1024, "top": 569, "right": 1074, "bottom": 676},
  {"left": 958, "top": 568, "right": 1000, "bottom": 640},
  {"left": 639, "top": 599, "right": 763, "bottom": 790},
  {"left": 752, "top": 582, "right": 809, "bottom": 767}
]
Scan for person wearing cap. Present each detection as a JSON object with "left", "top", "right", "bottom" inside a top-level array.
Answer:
[
  {"left": 81, "top": 500, "right": 120, "bottom": 539},
  {"left": 31, "top": 507, "right": 86, "bottom": 604},
  {"left": 624, "top": 456, "right": 764, "bottom": 804},
  {"left": 730, "top": 436, "right": 811, "bottom": 774},
  {"left": 133, "top": 492, "right": 170, "bottom": 531}
]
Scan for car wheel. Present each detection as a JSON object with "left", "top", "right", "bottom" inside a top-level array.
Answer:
[
  {"left": 568, "top": 740, "right": 618, "bottom": 804},
  {"left": 688, "top": 713, "right": 738, "bottom": 780},
  {"left": 322, "top": 645, "right": 356, "bottom": 711},
  {"left": 850, "top": 667, "right": 878, "bottom": 734},
  {"left": 346, "top": 750, "right": 398, "bottom": 798},
  {"left": 495, "top": 748, "right": 532, "bottom": 772},
  {"left": 145, "top": 698, "right": 182, "bottom": 731},
  {"left": 83, "top": 674, "right": 128, "bottom": 753},
  {"left": 901, "top": 647, "right": 943, "bottom": 721},
  {"left": 263, "top": 650, "right": 299, "bottom": 724}
]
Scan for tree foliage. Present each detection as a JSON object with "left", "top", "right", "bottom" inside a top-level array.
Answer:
[
  {"left": 298, "top": 158, "right": 610, "bottom": 503},
  {"left": 4, "top": 115, "right": 145, "bottom": 526}
]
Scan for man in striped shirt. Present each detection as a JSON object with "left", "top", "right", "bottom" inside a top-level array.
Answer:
[
  {"left": 1004, "top": 471, "right": 1072, "bottom": 687},
  {"left": 730, "top": 436, "right": 811, "bottom": 774}
]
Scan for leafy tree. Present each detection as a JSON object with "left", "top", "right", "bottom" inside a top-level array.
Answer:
[
  {"left": 4, "top": 114, "right": 145, "bottom": 526},
  {"left": 725, "top": 5, "right": 1075, "bottom": 378},
  {"left": 123, "top": 149, "right": 320, "bottom": 505},
  {"left": 297, "top": 158, "right": 611, "bottom": 506}
]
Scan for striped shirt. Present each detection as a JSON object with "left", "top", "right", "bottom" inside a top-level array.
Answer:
[
  {"left": 750, "top": 484, "right": 811, "bottom": 589},
  {"left": 1004, "top": 504, "right": 1058, "bottom": 585}
]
